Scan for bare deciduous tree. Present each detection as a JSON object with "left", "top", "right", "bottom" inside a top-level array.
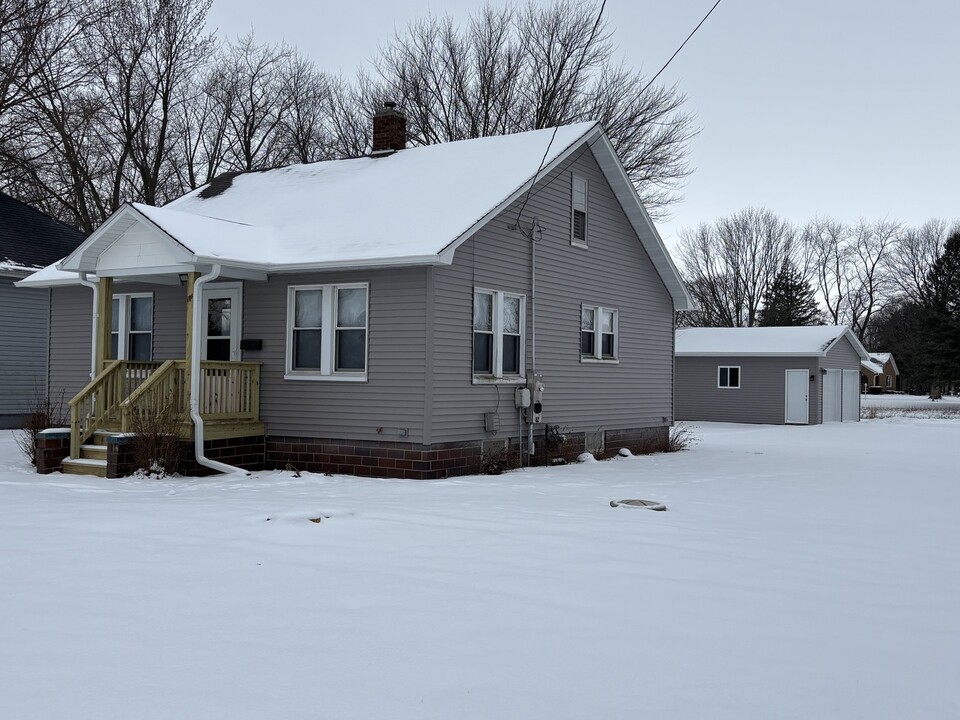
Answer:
[
  {"left": 677, "top": 208, "right": 798, "bottom": 327},
  {"left": 376, "top": 0, "right": 696, "bottom": 217}
]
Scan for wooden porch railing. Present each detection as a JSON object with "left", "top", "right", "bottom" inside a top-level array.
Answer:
[
  {"left": 71, "top": 360, "right": 261, "bottom": 456},
  {"left": 117, "top": 360, "right": 261, "bottom": 430},
  {"left": 119, "top": 360, "right": 185, "bottom": 432},
  {"left": 69, "top": 360, "right": 163, "bottom": 457}
]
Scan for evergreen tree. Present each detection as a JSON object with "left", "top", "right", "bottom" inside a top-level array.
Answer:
[
  {"left": 919, "top": 231, "right": 960, "bottom": 390},
  {"left": 758, "top": 262, "right": 822, "bottom": 326}
]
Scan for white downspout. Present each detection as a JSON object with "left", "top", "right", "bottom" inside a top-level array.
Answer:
[
  {"left": 190, "top": 264, "right": 249, "bottom": 476},
  {"left": 78, "top": 272, "right": 99, "bottom": 380}
]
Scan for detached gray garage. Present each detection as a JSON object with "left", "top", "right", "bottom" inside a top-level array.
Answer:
[{"left": 674, "top": 326, "right": 869, "bottom": 425}]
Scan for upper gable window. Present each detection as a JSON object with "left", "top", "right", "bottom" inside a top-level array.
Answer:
[
  {"left": 474, "top": 289, "right": 525, "bottom": 382},
  {"left": 110, "top": 293, "right": 153, "bottom": 361},
  {"left": 571, "top": 174, "right": 588, "bottom": 247},
  {"left": 286, "top": 283, "right": 368, "bottom": 381}
]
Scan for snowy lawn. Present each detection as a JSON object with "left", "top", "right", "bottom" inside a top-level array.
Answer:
[
  {"left": 862, "top": 392, "right": 960, "bottom": 419},
  {"left": 1, "top": 419, "right": 958, "bottom": 719}
]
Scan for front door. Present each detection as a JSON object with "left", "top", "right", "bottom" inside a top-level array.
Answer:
[
  {"left": 785, "top": 369, "right": 809, "bottom": 424},
  {"left": 202, "top": 283, "right": 242, "bottom": 361}
]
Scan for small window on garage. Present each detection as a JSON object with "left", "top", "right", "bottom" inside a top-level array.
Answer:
[{"left": 718, "top": 365, "right": 740, "bottom": 389}]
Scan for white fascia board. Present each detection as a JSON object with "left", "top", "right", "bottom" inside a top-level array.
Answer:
[
  {"left": 676, "top": 352, "right": 827, "bottom": 358},
  {"left": 436, "top": 123, "right": 602, "bottom": 264},
  {"left": 210, "top": 254, "right": 449, "bottom": 274}
]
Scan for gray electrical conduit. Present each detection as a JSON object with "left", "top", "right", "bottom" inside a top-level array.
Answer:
[{"left": 190, "top": 264, "right": 249, "bottom": 476}]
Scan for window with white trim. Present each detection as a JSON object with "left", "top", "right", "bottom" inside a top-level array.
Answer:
[
  {"left": 473, "top": 289, "right": 525, "bottom": 380},
  {"left": 718, "top": 366, "right": 740, "bottom": 389},
  {"left": 571, "top": 174, "right": 588, "bottom": 246},
  {"left": 581, "top": 305, "right": 618, "bottom": 360},
  {"left": 885, "top": 375, "right": 892, "bottom": 388},
  {"left": 110, "top": 293, "right": 153, "bottom": 361},
  {"left": 286, "top": 283, "right": 368, "bottom": 379}
]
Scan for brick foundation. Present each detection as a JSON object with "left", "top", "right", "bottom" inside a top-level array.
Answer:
[
  {"left": 36, "top": 429, "right": 71, "bottom": 474},
  {"left": 106, "top": 434, "right": 266, "bottom": 478},
  {"left": 266, "top": 425, "right": 671, "bottom": 480}
]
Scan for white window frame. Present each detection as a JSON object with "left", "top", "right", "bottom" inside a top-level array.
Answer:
[
  {"left": 718, "top": 365, "right": 741, "bottom": 389},
  {"left": 580, "top": 305, "right": 619, "bottom": 363},
  {"left": 473, "top": 288, "right": 526, "bottom": 384},
  {"left": 571, "top": 173, "right": 588, "bottom": 248},
  {"left": 284, "top": 283, "right": 369, "bottom": 381},
  {"left": 885, "top": 375, "right": 892, "bottom": 388},
  {"left": 110, "top": 292, "right": 154, "bottom": 361}
]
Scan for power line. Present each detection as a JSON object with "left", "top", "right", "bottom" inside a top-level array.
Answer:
[
  {"left": 640, "top": 0, "right": 723, "bottom": 97},
  {"left": 512, "top": 0, "right": 723, "bottom": 233}
]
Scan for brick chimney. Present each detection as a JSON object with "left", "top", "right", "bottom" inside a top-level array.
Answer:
[{"left": 371, "top": 101, "right": 406, "bottom": 156}]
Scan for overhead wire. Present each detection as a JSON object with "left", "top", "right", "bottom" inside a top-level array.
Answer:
[{"left": 512, "top": 0, "right": 724, "bottom": 233}]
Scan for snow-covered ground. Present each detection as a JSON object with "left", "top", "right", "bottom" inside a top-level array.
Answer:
[
  {"left": 1, "top": 419, "right": 957, "bottom": 719},
  {"left": 862, "top": 392, "right": 960, "bottom": 418}
]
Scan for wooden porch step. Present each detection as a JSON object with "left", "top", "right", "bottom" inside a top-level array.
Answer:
[
  {"left": 62, "top": 457, "right": 107, "bottom": 478},
  {"left": 89, "top": 430, "right": 121, "bottom": 447},
  {"left": 80, "top": 444, "right": 107, "bottom": 461}
]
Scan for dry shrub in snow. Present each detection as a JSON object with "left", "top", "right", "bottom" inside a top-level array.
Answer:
[
  {"left": 129, "top": 397, "right": 186, "bottom": 478},
  {"left": 15, "top": 388, "right": 66, "bottom": 466}
]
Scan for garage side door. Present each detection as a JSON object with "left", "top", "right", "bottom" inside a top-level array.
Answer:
[
  {"left": 823, "top": 369, "right": 841, "bottom": 422},
  {"left": 842, "top": 369, "right": 860, "bottom": 422}
]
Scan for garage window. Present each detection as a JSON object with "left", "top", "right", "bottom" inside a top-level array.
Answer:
[{"left": 718, "top": 366, "right": 740, "bottom": 389}]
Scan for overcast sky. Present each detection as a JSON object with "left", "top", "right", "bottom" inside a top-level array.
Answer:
[{"left": 206, "top": 0, "right": 958, "bottom": 246}]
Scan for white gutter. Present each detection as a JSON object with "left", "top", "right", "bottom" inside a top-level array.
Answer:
[
  {"left": 190, "top": 264, "right": 249, "bottom": 476},
  {"left": 78, "top": 272, "right": 99, "bottom": 379}
]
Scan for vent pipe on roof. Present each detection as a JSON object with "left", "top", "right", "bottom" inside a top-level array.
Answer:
[{"left": 371, "top": 101, "right": 406, "bottom": 156}]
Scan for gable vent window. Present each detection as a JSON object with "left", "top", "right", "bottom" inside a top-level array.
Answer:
[
  {"left": 581, "top": 305, "right": 618, "bottom": 362},
  {"left": 571, "top": 174, "right": 588, "bottom": 246},
  {"left": 286, "top": 283, "right": 368, "bottom": 381},
  {"left": 110, "top": 293, "right": 153, "bottom": 361},
  {"left": 474, "top": 289, "right": 525, "bottom": 382}
]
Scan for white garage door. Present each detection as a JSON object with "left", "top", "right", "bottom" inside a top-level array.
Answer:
[
  {"left": 842, "top": 369, "right": 860, "bottom": 422},
  {"left": 823, "top": 369, "right": 842, "bottom": 422}
]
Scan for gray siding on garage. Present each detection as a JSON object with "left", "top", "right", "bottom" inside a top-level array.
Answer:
[
  {"left": 48, "top": 283, "right": 187, "bottom": 401},
  {"left": 675, "top": 355, "right": 820, "bottom": 425},
  {"left": 429, "top": 144, "right": 675, "bottom": 444},
  {"left": 0, "top": 278, "right": 50, "bottom": 427},
  {"left": 242, "top": 268, "right": 428, "bottom": 443},
  {"left": 818, "top": 335, "right": 863, "bottom": 423}
]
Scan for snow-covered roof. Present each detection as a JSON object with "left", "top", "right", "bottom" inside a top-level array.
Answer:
[
  {"left": 24, "top": 122, "right": 695, "bottom": 308},
  {"left": 15, "top": 260, "right": 93, "bottom": 287},
  {"left": 869, "top": 352, "right": 890, "bottom": 364},
  {"left": 675, "top": 325, "right": 870, "bottom": 360},
  {"left": 861, "top": 359, "right": 884, "bottom": 375}
]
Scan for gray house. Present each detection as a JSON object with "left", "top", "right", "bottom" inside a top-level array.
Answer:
[
  {"left": 0, "top": 191, "right": 85, "bottom": 428},
  {"left": 675, "top": 326, "right": 869, "bottom": 425},
  {"left": 20, "top": 107, "right": 695, "bottom": 478}
]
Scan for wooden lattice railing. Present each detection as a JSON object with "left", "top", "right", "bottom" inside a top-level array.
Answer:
[{"left": 69, "top": 361, "right": 163, "bottom": 457}]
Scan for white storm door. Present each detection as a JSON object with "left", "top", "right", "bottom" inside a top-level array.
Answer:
[
  {"left": 785, "top": 369, "right": 809, "bottom": 425},
  {"left": 841, "top": 369, "right": 860, "bottom": 422},
  {"left": 201, "top": 283, "right": 242, "bottom": 361},
  {"left": 822, "top": 369, "right": 842, "bottom": 422}
]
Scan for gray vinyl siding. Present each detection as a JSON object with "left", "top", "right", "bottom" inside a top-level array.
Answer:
[
  {"left": 48, "top": 286, "right": 93, "bottom": 401},
  {"left": 0, "top": 279, "right": 50, "bottom": 427},
  {"left": 818, "top": 336, "right": 863, "bottom": 423},
  {"left": 243, "top": 268, "right": 428, "bottom": 443},
  {"left": 48, "top": 283, "right": 187, "bottom": 401},
  {"left": 675, "top": 356, "right": 819, "bottom": 425},
  {"left": 429, "top": 144, "right": 675, "bottom": 443}
]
